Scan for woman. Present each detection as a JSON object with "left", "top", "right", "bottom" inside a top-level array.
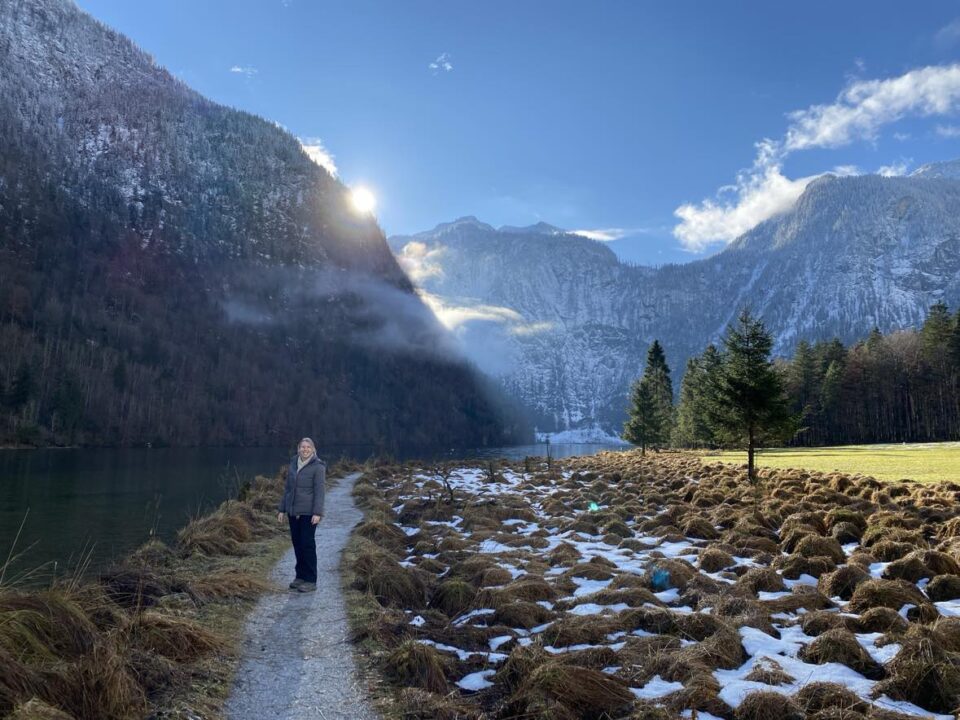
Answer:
[{"left": 277, "top": 437, "right": 326, "bottom": 592}]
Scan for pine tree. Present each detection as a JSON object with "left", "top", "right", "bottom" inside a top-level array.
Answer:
[
  {"left": 645, "top": 340, "right": 675, "bottom": 435},
  {"left": 674, "top": 345, "right": 720, "bottom": 447},
  {"left": 705, "top": 309, "right": 795, "bottom": 485},
  {"left": 623, "top": 339, "right": 675, "bottom": 453},
  {"left": 6, "top": 361, "right": 34, "bottom": 412},
  {"left": 951, "top": 310, "right": 960, "bottom": 376},
  {"left": 622, "top": 378, "right": 659, "bottom": 455},
  {"left": 922, "top": 301, "right": 953, "bottom": 361}
]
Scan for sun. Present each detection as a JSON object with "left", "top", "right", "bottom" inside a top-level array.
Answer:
[{"left": 349, "top": 186, "right": 376, "bottom": 214}]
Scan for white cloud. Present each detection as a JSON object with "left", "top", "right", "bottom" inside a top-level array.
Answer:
[
  {"left": 418, "top": 291, "right": 521, "bottom": 330},
  {"left": 429, "top": 52, "right": 453, "bottom": 74},
  {"left": 674, "top": 160, "right": 818, "bottom": 251},
  {"left": 396, "top": 241, "right": 446, "bottom": 283},
  {"left": 571, "top": 228, "right": 630, "bottom": 241},
  {"left": 229, "top": 65, "right": 258, "bottom": 77},
  {"left": 299, "top": 137, "right": 338, "bottom": 177},
  {"left": 937, "top": 123, "right": 960, "bottom": 137},
  {"left": 783, "top": 64, "right": 960, "bottom": 151},
  {"left": 509, "top": 321, "right": 555, "bottom": 336},
  {"left": 673, "top": 64, "right": 960, "bottom": 250},
  {"left": 878, "top": 160, "right": 910, "bottom": 176}
]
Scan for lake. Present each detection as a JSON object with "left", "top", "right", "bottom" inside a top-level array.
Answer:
[{"left": 0, "top": 443, "right": 627, "bottom": 583}]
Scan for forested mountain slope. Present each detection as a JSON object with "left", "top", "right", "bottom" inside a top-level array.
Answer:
[{"left": 0, "top": 0, "right": 521, "bottom": 448}]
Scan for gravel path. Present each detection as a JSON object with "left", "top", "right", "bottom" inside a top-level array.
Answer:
[{"left": 226, "top": 471, "right": 379, "bottom": 720}]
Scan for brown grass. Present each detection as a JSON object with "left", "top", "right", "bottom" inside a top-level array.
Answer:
[
  {"left": 735, "top": 691, "right": 804, "bottom": 720},
  {"left": 877, "top": 625, "right": 960, "bottom": 713},
  {"left": 384, "top": 639, "right": 450, "bottom": 695},
  {"left": 795, "top": 682, "right": 869, "bottom": 714},
  {"left": 798, "top": 628, "right": 884, "bottom": 679},
  {"left": 509, "top": 662, "right": 635, "bottom": 720}
]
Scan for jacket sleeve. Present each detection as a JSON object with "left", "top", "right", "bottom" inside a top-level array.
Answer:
[{"left": 312, "top": 462, "right": 326, "bottom": 516}]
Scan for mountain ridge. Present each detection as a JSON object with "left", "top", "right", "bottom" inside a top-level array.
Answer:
[{"left": 390, "top": 166, "right": 960, "bottom": 435}]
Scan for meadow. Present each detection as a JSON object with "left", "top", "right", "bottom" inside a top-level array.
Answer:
[
  {"left": 344, "top": 451, "right": 960, "bottom": 720},
  {"left": 708, "top": 442, "right": 960, "bottom": 484}
]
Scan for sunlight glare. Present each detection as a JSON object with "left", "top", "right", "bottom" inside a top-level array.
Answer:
[{"left": 350, "top": 186, "right": 376, "bottom": 214}]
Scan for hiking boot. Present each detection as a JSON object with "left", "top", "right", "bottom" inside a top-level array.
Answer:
[
  {"left": 289, "top": 579, "right": 305, "bottom": 589},
  {"left": 296, "top": 582, "right": 317, "bottom": 593}
]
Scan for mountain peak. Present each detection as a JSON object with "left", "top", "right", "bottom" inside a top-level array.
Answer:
[
  {"left": 498, "top": 221, "right": 566, "bottom": 236},
  {"left": 910, "top": 159, "right": 960, "bottom": 180},
  {"left": 429, "top": 216, "right": 496, "bottom": 235}
]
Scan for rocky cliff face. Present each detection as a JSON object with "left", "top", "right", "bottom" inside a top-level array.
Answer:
[{"left": 390, "top": 169, "right": 960, "bottom": 435}]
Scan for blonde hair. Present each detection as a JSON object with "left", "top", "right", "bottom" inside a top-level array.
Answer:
[{"left": 299, "top": 437, "right": 317, "bottom": 455}]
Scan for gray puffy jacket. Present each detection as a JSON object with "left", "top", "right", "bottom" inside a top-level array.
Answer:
[{"left": 278, "top": 455, "right": 326, "bottom": 516}]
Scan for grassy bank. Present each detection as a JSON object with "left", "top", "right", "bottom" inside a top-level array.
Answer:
[
  {"left": 339, "top": 451, "right": 960, "bottom": 719},
  {"left": 0, "top": 463, "right": 352, "bottom": 720},
  {"left": 707, "top": 441, "right": 960, "bottom": 483}
]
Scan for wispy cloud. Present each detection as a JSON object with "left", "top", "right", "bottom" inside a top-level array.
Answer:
[
  {"left": 935, "top": 19, "right": 960, "bottom": 49},
  {"left": 429, "top": 52, "right": 453, "bottom": 74},
  {"left": 571, "top": 228, "right": 631, "bottom": 241},
  {"left": 937, "top": 123, "right": 960, "bottom": 137},
  {"left": 229, "top": 65, "right": 258, "bottom": 77},
  {"left": 878, "top": 160, "right": 910, "bottom": 176},
  {"left": 422, "top": 296, "right": 521, "bottom": 329},
  {"left": 396, "top": 241, "right": 446, "bottom": 283},
  {"left": 298, "top": 137, "right": 338, "bottom": 177},
  {"left": 673, "top": 64, "right": 960, "bottom": 250}
]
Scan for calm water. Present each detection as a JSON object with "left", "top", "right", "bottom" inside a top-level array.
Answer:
[{"left": 0, "top": 443, "right": 626, "bottom": 582}]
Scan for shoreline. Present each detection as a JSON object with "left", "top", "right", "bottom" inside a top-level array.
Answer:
[{"left": 0, "top": 460, "right": 359, "bottom": 719}]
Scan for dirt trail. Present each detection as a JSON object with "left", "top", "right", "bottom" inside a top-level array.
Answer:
[{"left": 225, "top": 471, "right": 378, "bottom": 720}]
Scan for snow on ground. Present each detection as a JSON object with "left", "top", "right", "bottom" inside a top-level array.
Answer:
[{"left": 358, "top": 454, "right": 960, "bottom": 718}]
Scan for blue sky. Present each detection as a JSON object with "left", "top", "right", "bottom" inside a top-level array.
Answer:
[{"left": 77, "top": 0, "right": 960, "bottom": 264}]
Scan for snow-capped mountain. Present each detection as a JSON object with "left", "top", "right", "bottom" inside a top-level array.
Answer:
[
  {"left": 0, "top": 0, "right": 518, "bottom": 448},
  {"left": 389, "top": 168, "right": 960, "bottom": 435}
]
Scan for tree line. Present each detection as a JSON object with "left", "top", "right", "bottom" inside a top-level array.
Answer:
[{"left": 624, "top": 302, "right": 960, "bottom": 479}]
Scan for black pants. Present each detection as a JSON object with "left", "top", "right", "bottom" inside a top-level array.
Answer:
[{"left": 288, "top": 514, "right": 318, "bottom": 584}]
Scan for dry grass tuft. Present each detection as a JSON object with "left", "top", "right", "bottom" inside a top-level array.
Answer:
[
  {"left": 351, "top": 546, "right": 428, "bottom": 608},
  {"left": 384, "top": 639, "right": 449, "bottom": 694},
  {"left": 818, "top": 565, "right": 869, "bottom": 600},
  {"left": 743, "top": 657, "right": 793, "bottom": 685},
  {"left": 510, "top": 662, "right": 635, "bottom": 720},
  {"left": 799, "top": 628, "right": 884, "bottom": 679},
  {"left": 734, "top": 690, "right": 804, "bottom": 720},
  {"left": 846, "top": 579, "right": 927, "bottom": 614},
  {"left": 795, "top": 682, "right": 869, "bottom": 713},
  {"left": 699, "top": 547, "right": 735, "bottom": 572},
  {"left": 878, "top": 625, "right": 960, "bottom": 713},
  {"left": 127, "top": 612, "right": 225, "bottom": 663},
  {"left": 927, "top": 574, "right": 960, "bottom": 602},
  {"left": 430, "top": 579, "right": 476, "bottom": 617},
  {"left": 187, "top": 568, "right": 271, "bottom": 602}
]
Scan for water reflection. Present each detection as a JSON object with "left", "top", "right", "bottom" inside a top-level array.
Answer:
[{"left": 0, "top": 443, "right": 629, "bottom": 582}]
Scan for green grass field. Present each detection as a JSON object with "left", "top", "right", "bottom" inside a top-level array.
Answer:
[{"left": 707, "top": 441, "right": 960, "bottom": 484}]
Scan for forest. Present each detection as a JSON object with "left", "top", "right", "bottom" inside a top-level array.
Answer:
[{"left": 629, "top": 302, "right": 960, "bottom": 451}]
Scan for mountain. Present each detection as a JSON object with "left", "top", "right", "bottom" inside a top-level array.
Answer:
[
  {"left": 389, "top": 169, "right": 960, "bottom": 436},
  {"left": 0, "top": 0, "right": 523, "bottom": 449}
]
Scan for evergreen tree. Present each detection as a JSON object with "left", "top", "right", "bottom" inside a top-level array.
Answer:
[
  {"left": 674, "top": 345, "right": 720, "bottom": 447},
  {"left": 645, "top": 340, "right": 675, "bottom": 433},
  {"left": 6, "top": 361, "right": 34, "bottom": 412},
  {"left": 704, "top": 310, "right": 795, "bottom": 485},
  {"left": 623, "top": 339, "right": 675, "bottom": 453},
  {"left": 622, "top": 378, "right": 659, "bottom": 455},
  {"left": 951, "top": 310, "right": 960, "bottom": 376},
  {"left": 922, "top": 301, "right": 953, "bottom": 361}
]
